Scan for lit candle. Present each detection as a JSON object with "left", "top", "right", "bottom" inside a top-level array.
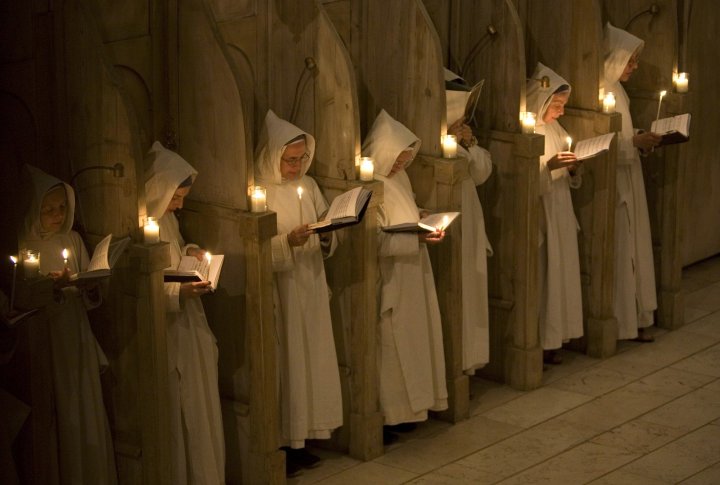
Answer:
[
  {"left": 602, "top": 92, "right": 616, "bottom": 113},
  {"left": 22, "top": 250, "right": 40, "bottom": 279},
  {"left": 359, "top": 157, "right": 375, "bottom": 181},
  {"left": 441, "top": 135, "right": 458, "bottom": 158},
  {"left": 675, "top": 72, "right": 688, "bottom": 93},
  {"left": 656, "top": 90, "right": 667, "bottom": 121},
  {"left": 519, "top": 111, "right": 536, "bottom": 134},
  {"left": 144, "top": 216, "right": 160, "bottom": 244},
  {"left": 297, "top": 186, "right": 304, "bottom": 224},
  {"left": 565, "top": 137, "right": 573, "bottom": 152},
  {"left": 9, "top": 255, "right": 17, "bottom": 311},
  {"left": 204, "top": 252, "right": 212, "bottom": 280},
  {"left": 250, "top": 185, "right": 267, "bottom": 213},
  {"left": 62, "top": 248, "right": 69, "bottom": 269}
]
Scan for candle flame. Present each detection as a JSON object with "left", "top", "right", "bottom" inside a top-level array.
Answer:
[
  {"left": 297, "top": 186, "right": 303, "bottom": 198},
  {"left": 566, "top": 137, "right": 573, "bottom": 151},
  {"left": 205, "top": 252, "right": 212, "bottom": 263},
  {"left": 659, "top": 90, "right": 667, "bottom": 97},
  {"left": 10, "top": 255, "right": 17, "bottom": 264},
  {"left": 62, "top": 248, "right": 69, "bottom": 260},
  {"left": 442, "top": 215, "right": 449, "bottom": 230},
  {"left": 678, "top": 72, "right": 687, "bottom": 81}
]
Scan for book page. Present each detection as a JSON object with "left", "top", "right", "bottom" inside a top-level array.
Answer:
[
  {"left": 419, "top": 212, "right": 460, "bottom": 231},
  {"left": 574, "top": 133, "right": 615, "bottom": 160},
  {"left": 324, "top": 186, "right": 361, "bottom": 221},
  {"left": 86, "top": 234, "right": 113, "bottom": 272},
  {"left": 178, "top": 256, "right": 211, "bottom": 280},
  {"left": 651, "top": 113, "right": 690, "bottom": 136}
]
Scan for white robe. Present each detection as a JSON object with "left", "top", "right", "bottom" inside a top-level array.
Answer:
[
  {"left": 376, "top": 171, "right": 448, "bottom": 424},
  {"left": 267, "top": 175, "right": 343, "bottom": 447},
  {"left": 610, "top": 83, "right": 657, "bottom": 338},
  {"left": 20, "top": 166, "right": 116, "bottom": 485},
  {"left": 160, "top": 213, "right": 225, "bottom": 485},
  {"left": 602, "top": 24, "right": 657, "bottom": 338},
  {"left": 536, "top": 121, "right": 584, "bottom": 349},
  {"left": 456, "top": 144, "right": 493, "bottom": 373}
]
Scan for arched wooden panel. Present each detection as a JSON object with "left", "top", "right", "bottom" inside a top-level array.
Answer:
[
  {"left": 361, "top": 0, "right": 445, "bottom": 156},
  {"left": 447, "top": 0, "right": 526, "bottom": 134},
  {"left": 313, "top": 4, "right": 361, "bottom": 179},
  {"left": 177, "top": 0, "right": 251, "bottom": 208},
  {"left": 62, "top": 1, "right": 143, "bottom": 238},
  {"left": 523, "top": 0, "right": 604, "bottom": 111}
]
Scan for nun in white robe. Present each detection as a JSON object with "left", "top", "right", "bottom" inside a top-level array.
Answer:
[
  {"left": 362, "top": 110, "right": 448, "bottom": 425},
  {"left": 445, "top": 76, "right": 494, "bottom": 373},
  {"left": 527, "top": 63, "right": 584, "bottom": 350},
  {"left": 603, "top": 23, "right": 657, "bottom": 339},
  {"left": 20, "top": 165, "right": 117, "bottom": 485},
  {"left": 254, "top": 110, "right": 342, "bottom": 448},
  {"left": 145, "top": 142, "right": 224, "bottom": 484}
]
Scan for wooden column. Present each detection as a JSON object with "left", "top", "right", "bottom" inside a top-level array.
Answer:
[
  {"left": 240, "top": 212, "right": 284, "bottom": 484},
  {"left": 319, "top": 177, "right": 384, "bottom": 461},
  {"left": 409, "top": 155, "right": 469, "bottom": 423},
  {"left": 503, "top": 133, "right": 544, "bottom": 391},
  {"left": 564, "top": 108, "right": 622, "bottom": 358},
  {"left": 654, "top": 92, "right": 688, "bottom": 330},
  {"left": 129, "top": 243, "right": 172, "bottom": 485}
]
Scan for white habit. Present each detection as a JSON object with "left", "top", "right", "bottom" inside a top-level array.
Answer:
[
  {"left": 255, "top": 111, "right": 342, "bottom": 448},
  {"left": 145, "top": 142, "right": 225, "bottom": 484},
  {"left": 527, "top": 64, "right": 584, "bottom": 350},
  {"left": 603, "top": 24, "right": 657, "bottom": 338},
  {"left": 20, "top": 165, "right": 117, "bottom": 485},
  {"left": 446, "top": 82, "right": 494, "bottom": 374},
  {"left": 363, "top": 110, "right": 448, "bottom": 424}
]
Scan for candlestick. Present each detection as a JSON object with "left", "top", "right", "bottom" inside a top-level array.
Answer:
[
  {"left": 519, "top": 112, "right": 536, "bottom": 134},
  {"left": 602, "top": 92, "right": 616, "bottom": 113},
  {"left": 62, "top": 248, "right": 69, "bottom": 269},
  {"left": 9, "top": 256, "right": 17, "bottom": 311},
  {"left": 441, "top": 134, "right": 458, "bottom": 158},
  {"left": 144, "top": 217, "right": 160, "bottom": 244},
  {"left": 22, "top": 250, "right": 40, "bottom": 279},
  {"left": 565, "top": 137, "right": 573, "bottom": 152},
  {"left": 359, "top": 157, "right": 375, "bottom": 181},
  {"left": 250, "top": 185, "right": 267, "bottom": 213},
  {"left": 656, "top": 90, "right": 667, "bottom": 121},
  {"left": 297, "top": 186, "right": 304, "bottom": 224},
  {"left": 674, "top": 72, "right": 688, "bottom": 93}
]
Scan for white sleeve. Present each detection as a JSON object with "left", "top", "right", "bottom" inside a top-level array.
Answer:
[
  {"left": 164, "top": 282, "right": 181, "bottom": 313},
  {"left": 271, "top": 234, "right": 295, "bottom": 272}
]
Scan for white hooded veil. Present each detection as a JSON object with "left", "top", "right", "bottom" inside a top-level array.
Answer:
[
  {"left": 21, "top": 165, "right": 76, "bottom": 244},
  {"left": 254, "top": 109, "right": 316, "bottom": 186},
  {"left": 144, "top": 141, "right": 198, "bottom": 220}
]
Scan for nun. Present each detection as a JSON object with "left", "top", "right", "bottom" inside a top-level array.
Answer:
[
  {"left": 526, "top": 63, "right": 584, "bottom": 364},
  {"left": 444, "top": 69, "right": 493, "bottom": 374},
  {"left": 362, "top": 110, "right": 448, "bottom": 437},
  {"left": 19, "top": 165, "right": 117, "bottom": 484},
  {"left": 144, "top": 141, "right": 224, "bottom": 484},
  {"left": 254, "top": 110, "right": 342, "bottom": 475},
  {"left": 603, "top": 23, "right": 661, "bottom": 341}
]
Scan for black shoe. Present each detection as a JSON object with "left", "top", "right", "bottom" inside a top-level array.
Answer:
[
  {"left": 284, "top": 447, "right": 323, "bottom": 469},
  {"left": 285, "top": 456, "right": 303, "bottom": 478},
  {"left": 386, "top": 422, "right": 417, "bottom": 433},
  {"left": 383, "top": 428, "right": 400, "bottom": 445}
]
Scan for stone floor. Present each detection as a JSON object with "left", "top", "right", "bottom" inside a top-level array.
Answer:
[{"left": 290, "top": 256, "right": 720, "bottom": 484}]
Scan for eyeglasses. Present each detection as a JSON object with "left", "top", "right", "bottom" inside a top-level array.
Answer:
[
  {"left": 281, "top": 153, "right": 310, "bottom": 166},
  {"left": 627, "top": 56, "right": 640, "bottom": 68}
]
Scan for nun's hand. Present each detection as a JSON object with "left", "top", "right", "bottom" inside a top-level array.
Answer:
[
  {"left": 288, "top": 224, "right": 312, "bottom": 247},
  {"left": 419, "top": 229, "right": 445, "bottom": 245},
  {"left": 633, "top": 131, "right": 662, "bottom": 151},
  {"left": 49, "top": 268, "right": 72, "bottom": 289},
  {"left": 547, "top": 151, "right": 578, "bottom": 172},
  {"left": 180, "top": 281, "right": 212, "bottom": 300},
  {"left": 448, "top": 117, "right": 473, "bottom": 146}
]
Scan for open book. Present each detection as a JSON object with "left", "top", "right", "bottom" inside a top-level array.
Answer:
[
  {"left": 308, "top": 186, "right": 373, "bottom": 233},
  {"left": 382, "top": 211, "right": 460, "bottom": 233},
  {"left": 446, "top": 79, "right": 485, "bottom": 126},
  {"left": 69, "top": 234, "right": 131, "bottom": 282},
  {"left": 572, "top": 132, "right": 616, "bottom": 161},
  {"left": 164, "top": 254, "right": 225, "bottom": 290},
  {"left": 651, "top": 113, "right": 691, "bottom": 146}
]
